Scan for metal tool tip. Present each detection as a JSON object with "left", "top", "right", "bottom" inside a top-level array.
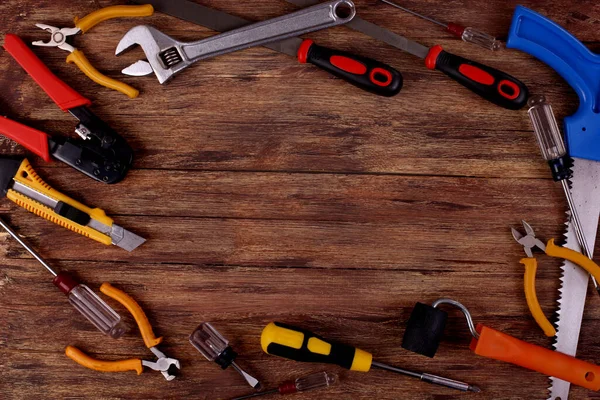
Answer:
[{"left": 469, "top": 385, "right": 482, "bottom": 393}]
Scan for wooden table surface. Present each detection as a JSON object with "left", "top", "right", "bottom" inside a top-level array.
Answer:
[{"left": 2, "top": 0, "right": 600, "bottom": 399}]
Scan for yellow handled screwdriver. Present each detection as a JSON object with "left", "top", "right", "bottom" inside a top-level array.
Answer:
[{"left": 261, "top": 322, "right": 481, "bottom": 392}]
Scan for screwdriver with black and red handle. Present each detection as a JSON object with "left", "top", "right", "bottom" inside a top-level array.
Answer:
[{"left": 261, "top": 322, "right": 481, "bottom": 392}]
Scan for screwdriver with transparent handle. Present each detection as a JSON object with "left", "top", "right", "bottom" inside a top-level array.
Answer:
[
  {"left": 0, "top": 217, "right": 127, "bottom": 338},
  {"left": 379, "top": 0, "right": 501, "bottom": 51},
  {"left": 527, "top": 94, "right": 600, "bottom": 294},
  {"left": 190, "top": 322, "right": 261, "bottom": 389},
  {"left": 231, "top": 372, "right": 337, "bottom": 400}
]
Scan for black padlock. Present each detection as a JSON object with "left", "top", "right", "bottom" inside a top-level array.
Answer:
[{"left": 402, "top": 302, "right": 448, "bottom": 358}]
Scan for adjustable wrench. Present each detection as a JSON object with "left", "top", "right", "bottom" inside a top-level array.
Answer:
[{"left": 116, "top": 0, "right": 356, "bottom": 84}]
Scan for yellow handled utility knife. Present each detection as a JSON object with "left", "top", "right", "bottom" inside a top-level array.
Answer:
[{"left": 0, "top": 157, "right": 145, "bottom": 251}]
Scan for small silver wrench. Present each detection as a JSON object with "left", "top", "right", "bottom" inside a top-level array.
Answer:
[{"left": 116, "top": 0, "right": 356, "bottom": 83}]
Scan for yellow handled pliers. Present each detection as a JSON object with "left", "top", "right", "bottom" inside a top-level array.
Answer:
[
  {"left": 511, "top": 220, "right": 600, "bottom": 337},
  {"left": 65, "top": 283, "right": 180, "bottom": 380},
  {"left": 32, "top": 5, "right": 154, "bottom": 98}
]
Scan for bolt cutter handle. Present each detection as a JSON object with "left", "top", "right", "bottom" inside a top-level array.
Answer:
[
  {"left": 100, "top": 283, "right": 163, "bottom": 349},
  {"left": 74, "top": 4, "right": 154, "bottom": 33},
  {"left": 66, "top": 346, "right": 144, "bottom": 374}
]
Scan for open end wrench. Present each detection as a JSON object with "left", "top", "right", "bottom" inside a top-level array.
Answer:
[{"left": 116, "top": 0, "right": 356, "bottom": 84}]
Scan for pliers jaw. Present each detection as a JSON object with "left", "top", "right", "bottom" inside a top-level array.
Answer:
[
  {"left": 32, "top": 24, "right": 79, "bottom": 52},
  {"left": 511, "top": 220, "right": 547, "bottom": 257},
  {"left": 143, "top": 347, "right": 181, "bottom": 381}
]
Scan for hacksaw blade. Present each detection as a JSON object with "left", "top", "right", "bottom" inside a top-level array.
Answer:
[{"left": 549, "top": 158, "right": 600, "bottom": 400}]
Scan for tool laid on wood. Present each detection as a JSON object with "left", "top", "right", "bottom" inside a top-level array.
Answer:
[
  {"left": 402, "top": 299, "right": 600, "bottom": 392},
  {"left": 130, "top": 0, "right": 402, "bottom": 97},
  {"left": 0, "top": 157, "right": 145, "bottom": 251},
  {"left": 32, "top": 5, "right": 154, "bottom": 98},
  {"left": 2, "top": 34, "right": 133, "bottom": 184},
  {"left": 284, "top": 0, "right": 527, "bottom": 110},
  {"left": 231, "top": 371, "right": 337, "bottom": 400},
  {"left": 0, "top": 217, "right": 128, "bottom": 338},
  {"left": 116, "top": 0, "right": 356, "bottom": 84},
  {"left": 261, "top": 322, "right": 480, "bottom": 392},
  {"left": 190, "top": 322, "right": 261, "bottom": 389},
  {"left": 66, "top": 283, "right": 181, "bottom": 380},
  {"left": 508, "top": 7, "right": 600, "bottom": 398},
  {"left": 378, "top": 0, "right": 501, "bottom": 51},
  {"left": 527, "top": 95, "right": 600, "bottom": 294},
  {"left": 511, "top": 221, "right": 600, "bottom": 337}
]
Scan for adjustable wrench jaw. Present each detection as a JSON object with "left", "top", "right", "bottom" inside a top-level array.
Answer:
[{"left": 116, "top": 25, "right": 186, "bottom": 84}]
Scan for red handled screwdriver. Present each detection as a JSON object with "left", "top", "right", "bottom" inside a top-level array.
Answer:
[
  {"left": 380, "top": 0, "right": 501, "bottom": 51},
  {"left": 231, "top": 372, "right": 337, "bottom": 400}
]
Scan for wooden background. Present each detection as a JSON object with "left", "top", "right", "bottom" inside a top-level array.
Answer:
[{"left": 1, "top": 0, "right": 600, "bottom": 398}]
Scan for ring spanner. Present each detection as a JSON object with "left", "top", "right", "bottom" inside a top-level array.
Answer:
[{"left": 116, "top": 0, "right": 356, "bottom": 84}]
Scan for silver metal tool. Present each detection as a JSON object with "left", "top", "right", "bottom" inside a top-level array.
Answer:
[
  {"left": 284, "top": 0, "right": 428, "bottom": 58},
  {"left": 12, "top": 181, "right": 145, "bottom": 252},
  {"left": 550, "top": 159, "right": 600, "bottom": 400},
  {"left": 116, "top": 0, "right": 356, "bottom": 83}
]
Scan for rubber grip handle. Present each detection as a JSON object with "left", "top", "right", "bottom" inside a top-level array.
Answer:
[
  {"left": 424, "top": 45, "right": 528, "bottom": 110},
  {"left": 74, "top": 4, "right": 154, "bottom": 33},
  {"left": 66, "top": 50, "right": 139, "bottom": 98},
  {"left": 65, "top": 346, "right": 143, "bottom": 374},
  {"left": 546, "top": 238, "right": 600, "bottom": 283},
  {"left": 297, "top": 39, "right": 403, "bottom": 97},
  {"left": 100, "top": 283, "right": 163, "bottom": 349},
  {"left": 520, "top": 257, "right": 556, "bottom": 337},
  {"left": 2, "top": 34, "right": 91, "bottom": 111},
  {"left": 0, "top": 116, "right": 51, "bottom": 162},
  {"left": 260, "top": 322, "right": 372, "bottom": 372},
  {"left": 470, "top": 325, "right": 600, "bottom": 390},
  {"left": 6, "top": 159, "right": 114, "bottom": 245}
]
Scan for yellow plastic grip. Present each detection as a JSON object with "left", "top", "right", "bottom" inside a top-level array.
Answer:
[
  {"left": 67, "top": 50, "right": 139, "bottom": 98},
  {"left": 65, "top": 346, "right": 143, "bottom": 374},
  {"left": 74, "top": 5, "right": 154, "bottom": 33},
  {"left": 520, "top": 257, "right": 556, "bottom": 337},
  {"left": 546, "top": 239, "right": 600, "bottom": 283},
  {"left": 100, "top": 283, "right": 163, "bottom": 349},
  {"left": 6, "top": 159, "right": 113, "bottom": 245}
]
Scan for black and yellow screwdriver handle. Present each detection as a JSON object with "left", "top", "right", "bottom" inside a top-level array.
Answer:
[{"left": 261, "top": 322, "right": 372, "bottom": 372}]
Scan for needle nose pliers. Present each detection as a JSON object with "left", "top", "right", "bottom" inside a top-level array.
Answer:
[
  {"left": 32, "top": 5, "right": 154, "bottom": 98},
  {"left": 511, "top": 220, "right": 600, "bottom": 337},
  {"left": 65, "top": 283, "right": 180, "bottom": 380}
]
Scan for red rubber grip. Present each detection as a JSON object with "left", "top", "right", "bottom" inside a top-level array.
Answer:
[
  {"left": 0, "top": 116, "right": 51, "bottom": 162},
  {"left": 3, "top": 34, "right": 91, "bottom": 111}
]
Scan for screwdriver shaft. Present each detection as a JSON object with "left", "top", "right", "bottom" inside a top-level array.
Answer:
[
  {"left": 231, "top": 389, "right": 279, "bottom": 400},
  {"left": 371, "top": 361, "right": 480, "bottom": 392},
  {"left": 379, "top": 0, "right": 447, "bottom": 27},
  {"left": 0, "top": 217, "right": 57, "bottom": 276},
  {"left": 561, "top": 180, "right": 600, "bottom": 293}
]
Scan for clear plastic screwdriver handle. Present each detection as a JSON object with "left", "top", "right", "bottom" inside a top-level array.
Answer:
[
  {"left": 527, "top": 94, "right": 566, "bottom": 161},
  {"left": 295, "top": 371, "right": 337, "bottom": 392},
  {"left": 461, "top": 27, "right": 501, "bottom": 51}
]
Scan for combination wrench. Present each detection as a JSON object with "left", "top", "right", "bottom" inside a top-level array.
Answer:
[{"left": 116, "top": 0, "right": 356, "bottom": 84}]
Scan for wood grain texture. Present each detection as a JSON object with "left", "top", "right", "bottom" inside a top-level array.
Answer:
[{"left": 1, "top": 0, "right": 600, "bottom": 399}]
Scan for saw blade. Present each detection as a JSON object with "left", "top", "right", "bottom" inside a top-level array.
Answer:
[{"left": 549, "top": 157, "right": 600, "bottom": 400}]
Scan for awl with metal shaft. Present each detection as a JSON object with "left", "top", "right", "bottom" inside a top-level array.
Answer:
[
  {"left": 0, "top": 157, "right": 145, "bottom": 251},
  {"left": 131, "top": 0, "right": 402, "bottom": 96},
  {"left": 261, "top": 322, "right": 481, "bottom": 392},
  {"left": 0, "top": 217, "right": 128, "bottom": 338},
  {"left": 117, "top": 1, "right": 364, "bottom": 85},
  {"left": 379, "top": 0, "right": 501, "bottom": 51},
  {"left": 285, "top": 0, "right": 528, "bottom": 109}
]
